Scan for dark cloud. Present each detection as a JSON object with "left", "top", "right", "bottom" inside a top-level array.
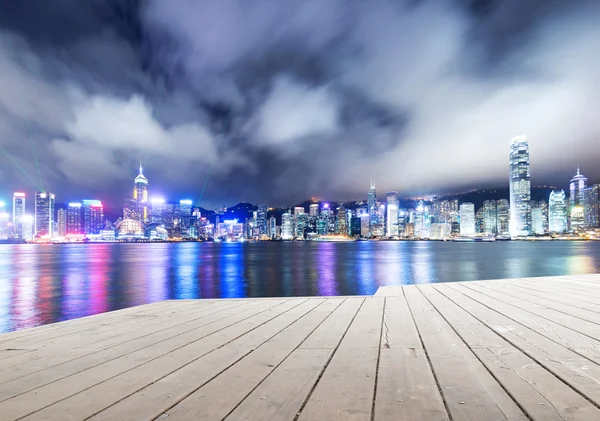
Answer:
[{"left": 0, "top": 0, "right": 599, "bottom": 210}]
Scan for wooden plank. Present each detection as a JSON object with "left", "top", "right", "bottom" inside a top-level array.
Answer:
[
  {"left": 374, "top": 293, "right": 448, "bottom": 421},
  {"left": 423, "top": 284, "right": 600, "bottom": 420},
  {"left": 207, "top": 298, "right": 364, "bottom": 421},
  {"left": 516, "top": 277, "right": 600, "bottom": 305},
  {"left": 0, "top": 301, "right": 174, "bottom": 345},
  {"left": 0, "top": 300, "right": 236, "bottom": 371},
  {"left": 374, "top": 287, "right": 391, "bottom": 297},
  {"left": 453, "top": 283, "right": 600, "bottom": 364},
  {"left": 0, "top": 300, "right": 243, "bottom": 383},
  {"left": 498, "top": 279, "right": 600, "bottom": 314},
  {"left": 0, "top": 299, "right": 288, "bottom": 416},
  {"left": 20, "top": 299, "right": 325, "bottom": 421},
  {"left": 296, "top": 297, "right": 384, "bottom": 421},
  {"left": 403, "top": 285, "right": 527, "bottom": 421},
  {"left": 91, "top": 299, "right": 346, "bottom": 421},
  {"left": 443, "top": 283, "right": 600, "bottom": 408}
]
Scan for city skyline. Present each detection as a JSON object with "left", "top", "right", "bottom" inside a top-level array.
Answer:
[{"left": 1, "top": 1, "right": 600, "bottom": 207}]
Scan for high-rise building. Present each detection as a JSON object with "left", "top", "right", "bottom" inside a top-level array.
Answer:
[
  {"left": 257, "top": 205, "right": 268, "bottom": 236},
  {"left": 481, "top": 200, "right": 497, "bottom": 235},
  {"left": 414, "top": 202, "right": 425, "bottom": 238},
  {"left": 531, "top": 201, "right": 547, "bottom": 235},
  {"left": 475, "top": 207, "right": 485, "bottom": 234},
  {"left": 309, "top": 203, "right": 319, "bottom": 217},
  {"left": 367, "top": 181, "right": 377, "bottom": 237},
  {"left": 386, "top": 192, "right": 399, "bottom": 238},
  {"left": 57, "top": 208, "right": 67, "bottom": 237},
  {"left": 150, "top": 198, "right": 166, "bottom": 225},
  {"left": 336, "top": 204, "right": 348, "bottom": 235},
  {"left": 281, "top": 211, "right": 294, "bottom": 240},
  {"left": 549, "top": 190, "right": 567, "bottom": 233},
  {"left": 67, "top": 203, "right": 82, "bottom": 234},
  {"left": 12, "top": 192, "right": 26, "bottom": 240},
  {"left": 268, "top": 216, "right": 277, "bottom": 239},
  {"left": 509, "top": 135, "right": 531, "bottom": 236},
  {"left": 570, "top": 168, "right": 587, "bottom": 208},
  {"left": 585, "top": 185, "right": 600, "bottom": 228},
  {"left": 496, "top": 199, "right": 510, "bottom": 236},
  {"left": 360, "top": 214, "right": 370, "bottom": 238},
  {"left": 459, "top": 202, "right": 475, "bottom": 236},
  {"left": 131, "top": 164, "right": 149, "bottom": 222},
  {"left": 0, "top": 201, "right": 9, "bottom": 240},
  {"left": 320, "top": 204, "right": 335, "bottom": 234},
  {"left": 82, "top": 200, "right": 104, "bottom": 235},
  {"left": 34, "top": 191, "right": 55, "bottom": 237}
]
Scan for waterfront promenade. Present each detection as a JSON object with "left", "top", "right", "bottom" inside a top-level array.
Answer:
[{"left": 2, "top": 275, "right": 600, "bottom": 420}]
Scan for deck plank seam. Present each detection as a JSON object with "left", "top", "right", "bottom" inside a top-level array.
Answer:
[
  {"left": 4, "top": 300, "right": 295, "bottom": 418},
  {"left": 0, "top": 300, "right": 267, "bottom": 395},
  {"left": 463, "top": 283, "right": 600, "bottom": 349},
  {"left": 498, "top": 282, "right": 600, "bottom": 314},
  {"left": 78, "top": 299, "right": 322, "bottom": 421},
  {"left": 215, "top": 298, "right": 348, "bottom": 420},
  {"left": 438, "top": 284, "right": 600, "bottom": 413},
  {"left": 0, "top": 300, "right": 248, "bottom": 379},
  {"left": 370, "top": 296, "right": 386, "bottom": 421},
  {"left": 292, "top": 297, "right": 366, "bottom": 421},
  {"left": 418, "top": 285, "right": 534, "bottom": 421},
  {"left": 402, "top": 286, "right": 454, "bottom": 421}
]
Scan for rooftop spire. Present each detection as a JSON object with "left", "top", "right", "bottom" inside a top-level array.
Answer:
[
  {"left": 577, "top": 166, "right": 580, "bottom": 176},
  {"left": 139, "top": 161, "right": 143, "bottom": 175}
]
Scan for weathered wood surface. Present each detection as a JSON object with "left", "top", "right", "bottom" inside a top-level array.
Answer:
[{"left": 2, "top": 274, "right": 600, "bottom": 420}]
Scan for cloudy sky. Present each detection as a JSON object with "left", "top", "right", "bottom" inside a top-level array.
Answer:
[{"left": 0, "top": 0, "right": 599, "bottom": 209}]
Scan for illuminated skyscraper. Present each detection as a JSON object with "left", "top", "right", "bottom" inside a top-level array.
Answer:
[
  {"left": 57, "top": 208, "right": 67, "bottom": 237},
  {"left": 309, "top": 203, "right": 319, "bottom": 217},
  {"left": 281, "top": 211, "right": 294, "bottom": 240},
  {"left": 509, "top": 135, "right": 531, "bottom": 236},
  {"left": 459, "top": 202, "right": 475, "bottom": 236},
  {"left": 67, "top": 203, "right": 82, "bottom": 234},
  {"left": 386, "top": 192, "right": 399, "bottom": 237},
  {"left": 257, "top": 204, "right": 268, "bottom": 236},
  {"left": 531, "top": 201, "right": 547, "bottom": 235},
  {"left": 585, "top": 185, "right": 600, "bottom": 228},
  {"left": 549, "top": 190, "right": 567, "bottom": 233},
  {"left": 268, "top": 216, "right": 277, "bottom": 239},
  {"left": 570, "top": 168, "right": 587, "bottom": 208},
  {"left": 34, "top": 191, "right": 55, "bottom": 237},
  {"left": 131, "top": 164, "right": 149, "bottom": 222},
  {"left": 482, "top": 200, "right": 497, "bottom": 235},
  {"left": 367, "top": 181, "right": 377, "bottom": 237},
  {"left": 82, "top": 200, "right": 104, "bottom": 235},
  {"left": 496, "top": 199, "right": 510, "bottom": 236},
  {"left": 336, "top": 204, "right": 347, "bottom": 235},
  {"left": 12, "top": 192, "right": 26, "bottom": 240}
]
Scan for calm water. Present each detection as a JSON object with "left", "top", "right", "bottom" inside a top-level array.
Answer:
[{"left": 1, "top": 241, "right": 600, "bottom": 333}]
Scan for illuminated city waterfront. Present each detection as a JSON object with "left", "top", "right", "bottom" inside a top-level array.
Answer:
[{"left": 2, "top": 240, "right": 600, "bottom": 333}]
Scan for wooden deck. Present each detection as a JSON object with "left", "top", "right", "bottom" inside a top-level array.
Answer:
[{"left": 2, "top": 275, "right": 600, "bottom": 420}]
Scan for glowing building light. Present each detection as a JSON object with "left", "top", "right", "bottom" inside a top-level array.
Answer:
[
  {"left": 151, "top": 198, "right": 165, "bottom": 204},
  {"left": 0, "top": 201, "right": 4, "bottom": 208},
  {"left": 180, "top": 199, "right": 193, "bottom": 205},
  {"left": 323, "top": 203, "right": 329, "bottom": 209},
  {"left": 14, "top": 192, "right": 25, "bottom": 197},
  {"left": 68, "top": 202, "right": 82, "bottom": 208}
]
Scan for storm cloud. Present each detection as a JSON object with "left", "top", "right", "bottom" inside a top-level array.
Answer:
[{"left": 0, "top": 0, "right": 599, "bottom": 208}]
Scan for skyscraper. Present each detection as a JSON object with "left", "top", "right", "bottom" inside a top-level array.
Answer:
[
  {"left": 386, "top": 192, "right": 399, "bottom": 238},
  {"left": 82, "top": 200, "right": 104, "bottom": 235},
  {"left": 268, "top": 216, "right": 277, "bottom": 239},
  {"left": 281, "top": 211, "right": 294, "bottom": 240},
  {"left": 367, "top": 181, "right": 377, "bottom": 237},
  {"left": 12, "top": 192, "right": 26, "bottom": 240},
  {"left": 57, "top": 208, "right": 67, "bottom": 237},
  {"left": 531, "top": 201, "right": 547, "bottom": 235},
  {"left": 496, "top": 199, "right": 510, "bottom": 236},
  {"left": 569, "top": 168, "right": 587, "bottom": 207},
  {"left": 67, "top": 203, "right": 82, "bottom": 234},
  {"left": 459, "top": 202, "right": 475, "bottom": 236},
  {"left": 309, "top": 203, "right": 319, "bottom": 217},
  {"left": 256, "top": 204, "right": 268, "bottom": 236},
  {"left": 34, "top": 191, "right": 55, "bottom": 237},
  {"left": 509, "top": 135, "right": 531, "bottom": 236},
  {"left": 131, "top": 164, "right": 149, "bottom": 222},
  {"left": 482, "top": 200, "right": 497, "bottom": 235},
  {"left": 549, "top": 190, "right": 567, "bottom": 233},
  {"left": 336, "top": 204, "right": 347, "bottom": 235},
  {"left": 585, "top": 185, "right": 600, "bottom": 228}
]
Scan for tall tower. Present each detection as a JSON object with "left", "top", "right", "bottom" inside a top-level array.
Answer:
[
  {"left": 133, "top": 163, "right": 149, "bottom": 222},
  {"left": 34, "top": 191, "right": 55, "bottom": 237},
  {"left": 367, "top": 181, "right": 377, "bottom": 237},
  {"left": 386, "top": 192, "right": 399, "bottom": 238},
  {"left": 509, "top": 135, "right": 531, "bottom": 236},
  {"left": 12, "top": 192, "right": 26, "bottom": 240},
  {"left": 569, "top": 168, "right": 587, "bottom": 207}
]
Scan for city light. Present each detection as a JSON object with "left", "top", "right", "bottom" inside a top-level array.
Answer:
[
  {"left": 151, "top": 198, "right": 165, "bottom": 204},
  {"left": 14, "top": 192, "right": 25, "bottom": 197},
  {"left": 180, "top": 199, "right": 193, "bottom": 205},
  {"left": 68, "top": 202, "right": 82, "bottom": 208},
  {"left": 0, "top": 201, "right": 4, "bottom": 208}
]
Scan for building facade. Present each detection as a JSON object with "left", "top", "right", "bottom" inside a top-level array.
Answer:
[
  {"left": 459, "top": 202, "right": 475, "bottom": 236},
  {"left": 12, "top": 192, "right": 26, "bottom": 240},
  {"left": 548, "top": 189, "right": 567, "bottom": 233},
  {"left": 34, "top": 191, "right": 55, "bottom": 237},
  {"left": 509, "top": 135, "right": 531, "bottom": 236},
  {"left": 386, "top": 192, "right": 399, "bottom": 237}
]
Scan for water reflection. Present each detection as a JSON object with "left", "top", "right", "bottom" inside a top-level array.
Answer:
[{"left": 2, "top": 241, "right": 600, "bottom": 332}]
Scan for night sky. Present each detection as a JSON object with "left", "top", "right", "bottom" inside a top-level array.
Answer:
[{"left": 0, "top": 0, "right": 599, "bottom": 209}]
